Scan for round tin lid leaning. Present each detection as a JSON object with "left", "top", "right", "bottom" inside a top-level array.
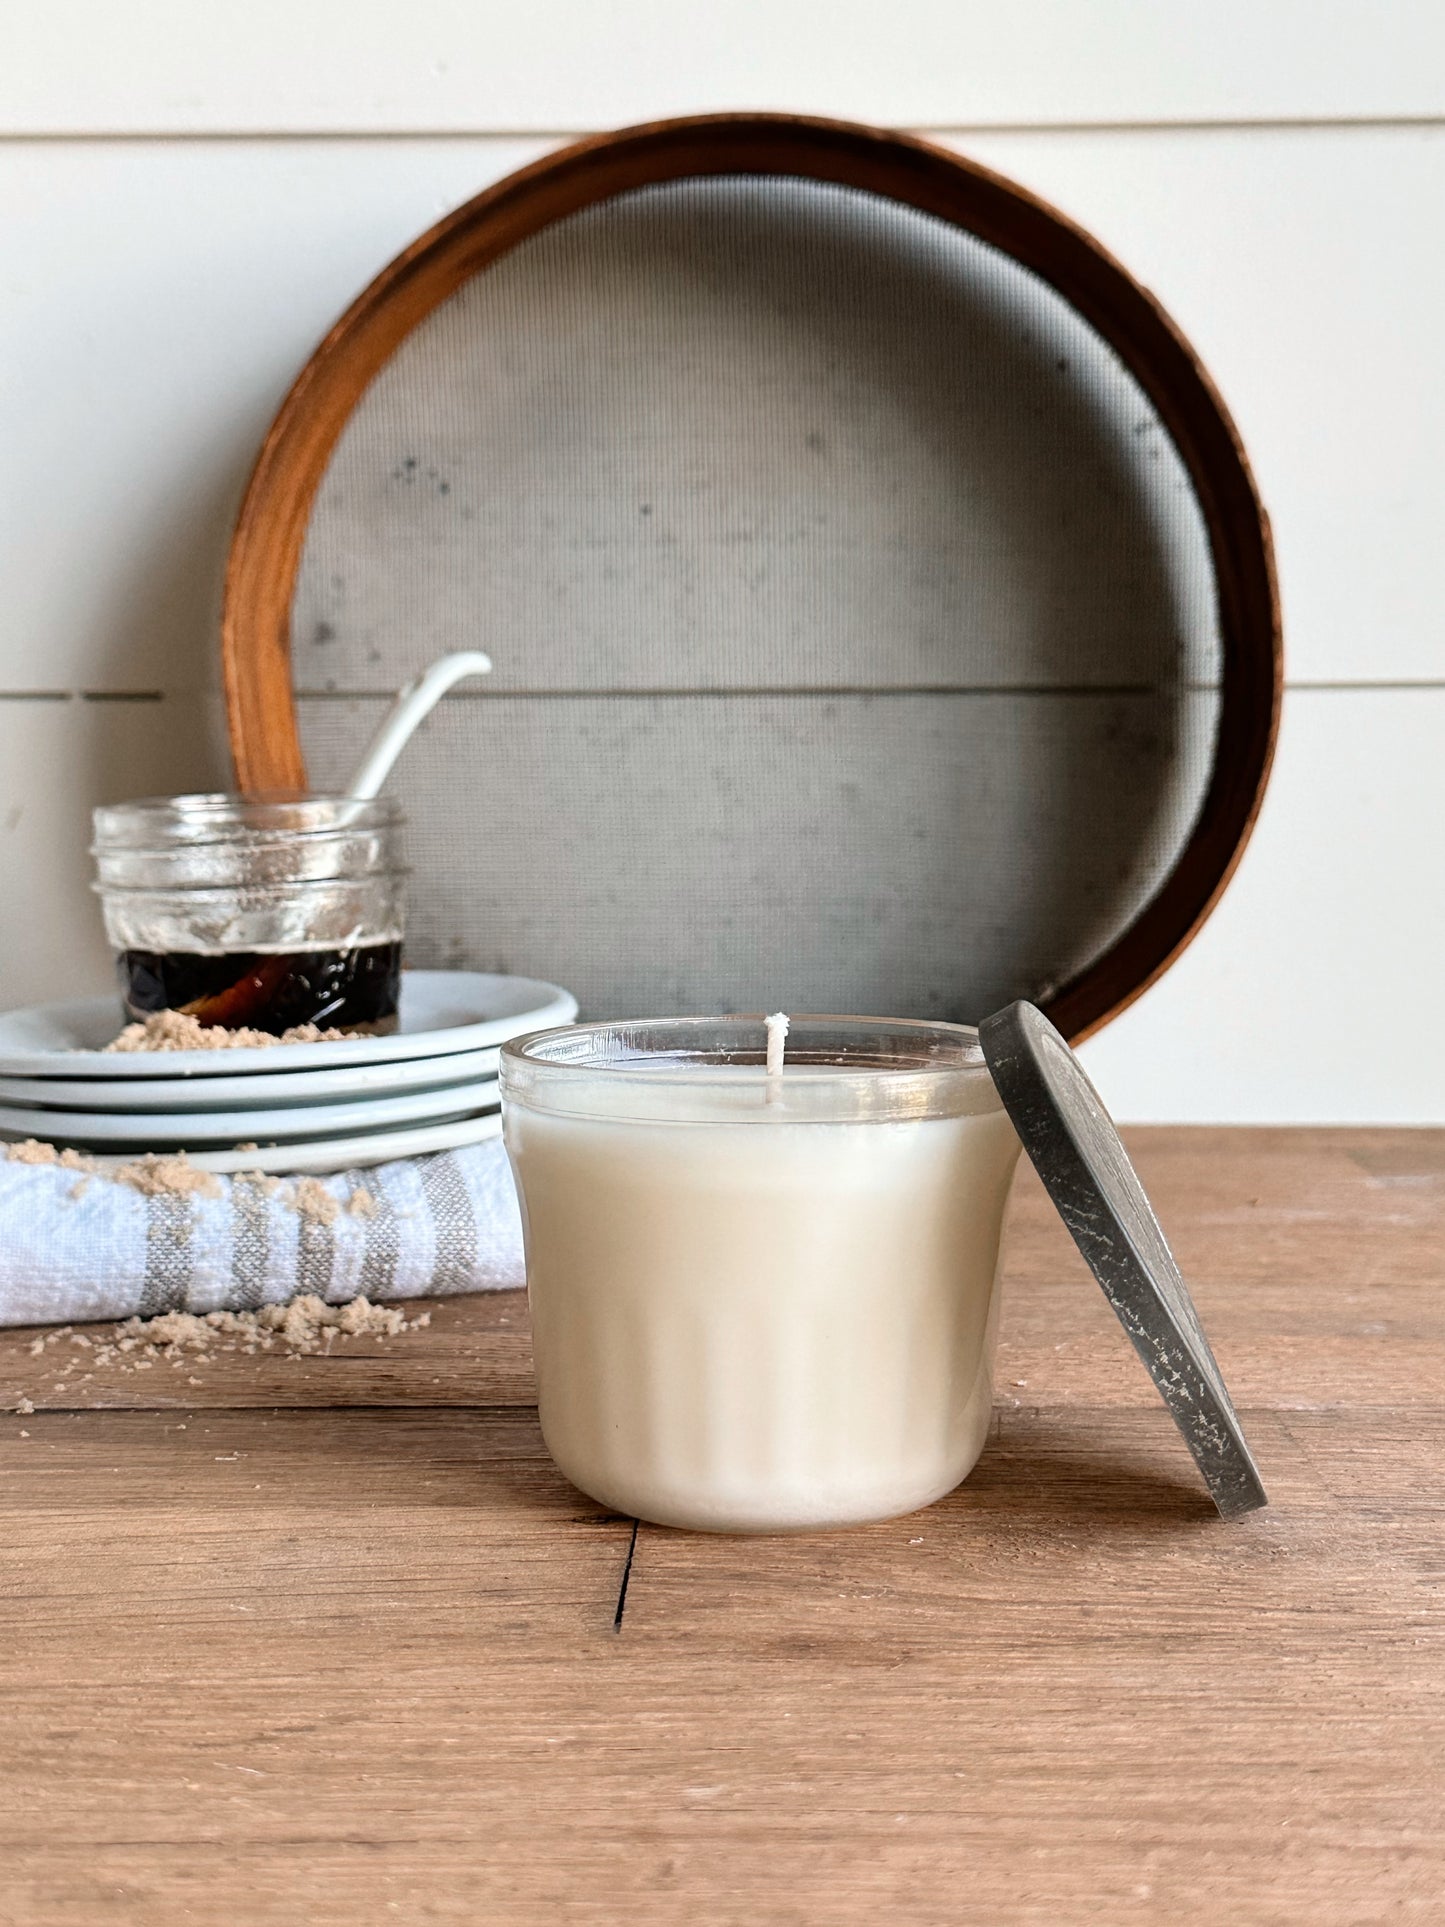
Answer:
[{"left": 979, "top": 1000, "right": 1267, "bottom": 1519}]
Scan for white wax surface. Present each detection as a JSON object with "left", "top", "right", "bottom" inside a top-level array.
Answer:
[{"left": 505, "top": 1071, "right": 1021, "bottom": 1532}]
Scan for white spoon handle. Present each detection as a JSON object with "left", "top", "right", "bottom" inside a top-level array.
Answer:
[{"left": 347, "top": 651, "right": 493, "bottom": 799}]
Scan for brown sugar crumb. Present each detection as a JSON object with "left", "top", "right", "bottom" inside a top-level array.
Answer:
[
  {"left": 28, "top": 1327, "right": 72, "bottom": 1355},
  {"left": 6, "top": 1138, "right": 58, "bottom": 1166},
  {"left": 291, "top": 1177, "right": 341, "bottom": 1226},
  {"left": 101, "top": 1009, "right": 360, "bottom": 1054},
  {"left": 5, "top": 1140, "right": 98, "bottom": 1172},
  {"left": 110, "top": 1153, "right": 225, "bottom": 1200},
  {"left": 116, "top": 1295, "right": 428, "bottom": 1359},
  {"left": 4, "top": 1140, "right": 225, "bottom": 1199},
  {"left": 233, "top": 1170, "right": 285, "bottom": 1199},
  {"left": 4, "top": 1142, "right": 373, "bottom": 1226},
  {"left": 9, "top": 1296, "right": 431, "bottom": 1406}
]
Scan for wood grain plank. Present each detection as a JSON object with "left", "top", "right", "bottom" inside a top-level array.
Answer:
[
  {"left": 1077, "top": 691, "right": 1445, "bottom": 1122},
  {"left": 5, "top": 1, "right": 1442, "bottom": 135},
  {"left": 0, "top": 1287, "right": 536, "bottom": 1414},
  {"left": 3, "top": 1128, "right": 1444, "bottom": 1920},
  {"left": 285, "top": 166, "right": 1219, "bottom": 701},
  {"left": 0, "top": 137, "right": 545, "bottom": 693},
  {"left": 958, "top": 123, "right": 1445, "bottom": 686},
  {"left": 2, "top": 1407, "right": 1441, "bottom": 1923},
  {"left": 299, "top": 689, "right": 1216, "bottom": 1028},
  {"left": 0, "top": 698, "right": 226, "bottom": 1016},
  {"left": 3, "top": 129, "right": 1442, "bottom": 694}
]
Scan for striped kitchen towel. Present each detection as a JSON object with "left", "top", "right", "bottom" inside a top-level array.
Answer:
[{"left": 0, "top": 1136, "right": 524, "bottom": 1328}]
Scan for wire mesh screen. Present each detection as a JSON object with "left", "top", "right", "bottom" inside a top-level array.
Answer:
[{"left": 292, "top": 176, "right": 1222, "bottom": 1021}]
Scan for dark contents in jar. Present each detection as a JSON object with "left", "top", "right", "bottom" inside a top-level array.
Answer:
[{"left": 118, "top": 941, "right": 403, "bottom": 1035}]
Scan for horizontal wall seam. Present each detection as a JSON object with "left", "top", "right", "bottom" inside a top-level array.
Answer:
[
  {"left": 0, "top": 115, "right": 1441, "bottom": 145},
  {"left": 0, "top": 680, "right": 1439, "bottom": 703},
  {"left": 0, "top": 690, "right": 167, "bottom": 702},
  {"left": 289, "top": 680, "right": 1444, "bottom": 701}
]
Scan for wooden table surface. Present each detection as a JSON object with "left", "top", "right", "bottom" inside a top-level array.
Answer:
[{"left": 2, "top": 1127, "right": 1442, "bottom": 1925}]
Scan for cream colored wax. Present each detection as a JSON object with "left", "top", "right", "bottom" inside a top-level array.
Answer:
[{"left": 504, "top": 1063, "right": 1021, "bottom": 1533}]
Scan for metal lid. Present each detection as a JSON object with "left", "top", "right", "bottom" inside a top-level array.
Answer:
[{"left": 979, "top": 1000, "right": 1267, "bottom": 1519}]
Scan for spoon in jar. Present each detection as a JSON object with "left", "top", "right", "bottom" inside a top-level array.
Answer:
[{"left": 346, "top": 650, "right": 494, "bottom": 799}]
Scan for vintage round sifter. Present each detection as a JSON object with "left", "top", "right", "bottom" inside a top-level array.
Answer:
[{"left": 222, "top": 114, "right": 1280, "bottom": 1039}]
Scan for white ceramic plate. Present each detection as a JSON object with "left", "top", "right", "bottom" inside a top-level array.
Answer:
[
  {"left": 0, "top": 1079, "right": 498, "bottom": 1148},
  {"left": 86, "top": 1110, "right": 505, "bottom": 1176},
  {"left": 0, "top": 1045, "right": 500, "bottom": 1113},
  {"left": 0, "top": 972, "right": 575, "bottom": 1078}
]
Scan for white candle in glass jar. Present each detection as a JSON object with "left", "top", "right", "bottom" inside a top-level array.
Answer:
[{"left": 501, "top": 1017, "right": 1021, "bottom": 1533}]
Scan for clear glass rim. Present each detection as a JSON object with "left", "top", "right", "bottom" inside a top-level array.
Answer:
[
  {"left": 91, "top": 825, "right": 392, "bottom": 862},
  {"left": 92, "top": 792, "right": 403, "bottom": 849},
  {"left": 506, "top": 1012, "right": 982, "bottom": 1067},
  {"left": 501, "top": 1015, "right": 996, "bottom": 1123}
]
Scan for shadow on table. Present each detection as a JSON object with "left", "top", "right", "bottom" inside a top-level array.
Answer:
[
  {"left": 958, "top": 1417, "right": 1218, "bottom": 1527},
  {"left": 237, "top": 1397, "right": 1219, "bottom": 1535}
]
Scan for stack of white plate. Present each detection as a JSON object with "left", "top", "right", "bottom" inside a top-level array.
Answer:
[{"left": 0, "top": 972, "right": 576, "bottom": 1174}]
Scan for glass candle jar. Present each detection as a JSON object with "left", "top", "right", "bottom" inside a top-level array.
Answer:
[
  {"left": 501, "top": 1016, "right": 1023, "bottom": 1533},
  {"left": 92, "top": 794, "right": 406, "bottom": 1034}
]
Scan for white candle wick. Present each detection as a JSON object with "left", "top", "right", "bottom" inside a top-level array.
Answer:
[{"left": 765, "top": 1011, "right": 789, "bottom": 1104}]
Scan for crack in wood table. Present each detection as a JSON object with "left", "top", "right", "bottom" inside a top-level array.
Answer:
[{"left": 2, "top": 1128, "right": 1442, "bottom": 1925}]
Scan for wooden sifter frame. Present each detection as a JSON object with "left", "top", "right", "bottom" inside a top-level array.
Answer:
[{"left": 221, "top": 112, "right": 1281, "bottom": 1043}]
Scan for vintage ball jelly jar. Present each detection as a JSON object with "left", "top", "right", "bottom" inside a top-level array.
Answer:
[{"left": 92, "top": 793, "right": 406, "bottom": 1035}]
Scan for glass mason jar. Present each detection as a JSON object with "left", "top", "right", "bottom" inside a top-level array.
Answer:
[
  {"left": 92, "top": 793, "right": 406, "bottom": 1035},
  {"left": 501, "top": 1016, "right": 1022, "bottom": 1533}
]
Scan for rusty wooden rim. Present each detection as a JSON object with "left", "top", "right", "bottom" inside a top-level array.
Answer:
[{"left": 222, "top": 111, "right": 1281, "bottom": 1043}]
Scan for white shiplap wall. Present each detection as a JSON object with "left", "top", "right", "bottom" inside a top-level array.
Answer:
[{"left": 2, "top": 6, "right": 1441, "bottom": 1120}]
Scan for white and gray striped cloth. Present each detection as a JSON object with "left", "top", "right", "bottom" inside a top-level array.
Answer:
[{"left": 0, "top": 1137, "right": 525, "bottom": 1328}]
